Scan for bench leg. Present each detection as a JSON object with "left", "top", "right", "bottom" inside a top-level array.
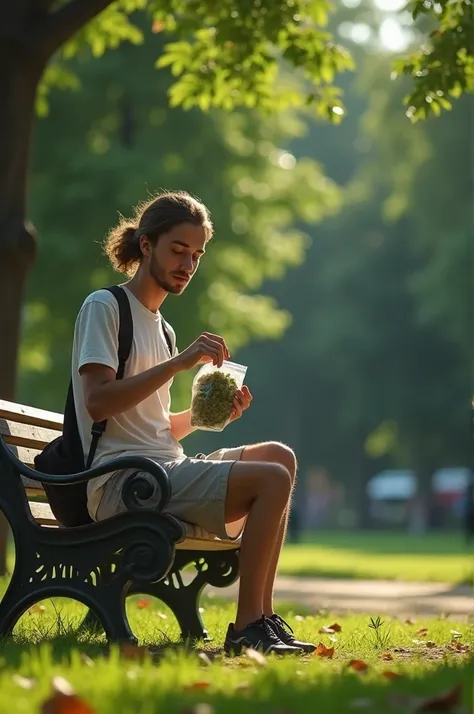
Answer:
[{"left": 132, "top": 549, "right": 240, "bottom": 642}]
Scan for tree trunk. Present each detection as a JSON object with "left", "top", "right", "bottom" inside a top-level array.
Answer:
[{"left": 0, "top": 44, "right": 42, "bottom": 574}]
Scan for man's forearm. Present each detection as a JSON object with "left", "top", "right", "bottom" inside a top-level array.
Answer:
[
  {"left": 170, "top": 409, "right": 196, "bottom": 441},
  {"left": 85, "top": 358, "right": 180, "bottom": 422}
]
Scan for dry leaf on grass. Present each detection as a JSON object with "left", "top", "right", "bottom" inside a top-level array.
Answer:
[
  {"left": 12, "top": 674, "right": 35, "bottom": 690},
  {"left": 415, "top": 628, "right": 429, "bottom": 637},
  {"left": 182, "top": 682, "right": 210, "bottom": 692},
  {"left": 449, "top": 630, "right": 462, "bottom": 639},
  {"left": 314, "top": 643, "right": 335, "bottom": 659},
  {"left": 41, "top": 677, "right": 94, "bottom": 714},
  {"left": 319, "top": 622, "right": 342, "bottom": 633},
  {"left": 405, "top": 618, "right": 416, "bottom": 625},
  {"left": 156, "top": 612, "right": 167, "bottom": 619},
  {"left": 382, "top": 671, "right": 403, "bottom": 680},
  {"left": 245, "top": 648, "right": 267, "bottom": 666},
  {"left": 120, "top": 644, "right": 149, "bottom": 661},
  {"left": 137, "top": 599, "right": 151, "bottom": 609},
  {"left": 380, "top": 652, "right": 393, "bottom": 661},
  {"left": 447, "top": 641, "right": 469, "bottom": 653},
  {"left": 348, "top": 660, "right": 369, "bottom": 673},
  {"left": 415, "top": 683, "right": 462, "bottom": 711}
]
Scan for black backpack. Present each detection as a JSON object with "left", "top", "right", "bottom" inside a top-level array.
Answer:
[{"left": 35, "top": 285, "right": 173, "bottom": 527}]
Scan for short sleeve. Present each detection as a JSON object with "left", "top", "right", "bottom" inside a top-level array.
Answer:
[{"left": 75, "top": 299, "right": 119, "bottom": 374}]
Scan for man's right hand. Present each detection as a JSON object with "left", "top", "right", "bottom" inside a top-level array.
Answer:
[{"left": 173, "top": 332, "right": 230, "bottom": 371}]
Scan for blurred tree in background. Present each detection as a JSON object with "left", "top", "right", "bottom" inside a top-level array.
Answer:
[{"left": 23, "top": 24, "right": 341, "bottom": 410}]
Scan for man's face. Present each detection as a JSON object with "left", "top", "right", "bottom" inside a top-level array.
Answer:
[{"left": 145, "top": 222, "right": 207, "bottom": 295}]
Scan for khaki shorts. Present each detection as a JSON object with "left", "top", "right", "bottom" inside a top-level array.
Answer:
[{"left": 94, "top": 446, "right": 246, "bottom": 541}]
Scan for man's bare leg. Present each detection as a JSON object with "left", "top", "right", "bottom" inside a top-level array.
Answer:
[
  {"left": 224, "top": 460, "right": 291, "bottom": 630},
  {"left": 238, "top": 442, "right": 297, "bottom": 616}
]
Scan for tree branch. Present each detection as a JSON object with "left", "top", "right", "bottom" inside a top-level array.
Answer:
[{"left": 36, "top": 0, "right": 114, "bottom": 59}]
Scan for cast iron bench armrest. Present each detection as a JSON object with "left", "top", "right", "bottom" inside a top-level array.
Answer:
[{"left": 0, "top": 439, "right": 171, "bottom": 512}]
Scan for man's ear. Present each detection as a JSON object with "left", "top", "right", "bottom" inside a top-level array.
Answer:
[{"left": 139, "top": 234, "right": 152, "bottom": 257}]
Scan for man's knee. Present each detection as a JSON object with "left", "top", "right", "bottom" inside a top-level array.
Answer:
[
  {"left": 244, "top": 441, "right": 297, "bottom": 483},
  {"left": 225, "top": 461, "right": 291, "bottom": 523}
]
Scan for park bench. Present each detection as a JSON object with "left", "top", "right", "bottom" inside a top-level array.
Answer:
[{"left": 0, "top": 399, "right": 240, "bottom": 644}]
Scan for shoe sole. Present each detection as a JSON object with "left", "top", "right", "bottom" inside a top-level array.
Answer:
[{"left": 224, "top": 641, "right": 300, "bottom": 657}]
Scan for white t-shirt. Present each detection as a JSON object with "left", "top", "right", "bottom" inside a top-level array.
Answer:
[{"left": 71, "top": 285, "right": 184, "bottom": 518}]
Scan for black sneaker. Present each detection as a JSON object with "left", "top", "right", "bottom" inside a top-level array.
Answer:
[
  {"left": 269, "top": 614, "right": 316, "bottom": 653},
  {"left": 224, "top": 615, "right": 301, "bottom": 656}
]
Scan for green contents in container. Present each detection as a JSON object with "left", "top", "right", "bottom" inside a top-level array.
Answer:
[{"left": 190, "top": 370, "right": 238, "bottom": 429}]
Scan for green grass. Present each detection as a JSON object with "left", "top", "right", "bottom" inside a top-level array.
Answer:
[
  {"left": 1, "top": 594, "right": 472, "bottom": 713},
  {"left": 278, "top": 530, "right": 474, "bottom": 583}
]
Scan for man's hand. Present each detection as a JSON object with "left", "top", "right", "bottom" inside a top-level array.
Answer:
[
  {"left": 230, "top": 385, "right": 253, "bottom": 421},
  {"left": 173, "top": 332, "right": 230, "bottom": 372}
]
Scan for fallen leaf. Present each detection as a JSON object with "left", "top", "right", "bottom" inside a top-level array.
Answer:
[
  {"left": 245, "top": 647, "right": 267, "bottom": 666},
  {"left": 382, "top": 671, "right": 403, "bottom": 680},
  {"left": 348, "top": 659, "right": 369, "bottom": 673},
  {"left": 380, "top": 652, "right": 393, "bottom": 661},
  {"left": 415, "top": 628, "right": 429, "bottom": 637},
  {"left": 157, "top": 612, "right": 167, "bottom": 619},
  {"left": 425, "top": 641, "right": 437, "bottom": 649},
  {"left": 405, "top": 618, "right": 416, "bottom": 625},
  {"left": 120, "top": 644, "right": 149, "bottom": 661},
  {"left": 319, "top": 626, "right": 336, "bottom": 634},
  {"left": 447, "top": 641, "right": 469, "bottom": 653},
  {"left": 12, "top": 674, "right": 35, "bottom": 689},
  {"left": 182, "top": 682, "right": 210, "bottom": 692},
  {"left": 328, "top": 622, "right": 342, "bottom": 632},
  {"left": 41, "top": 678, "right": 94, "bottom": 714},
  {"left": 415, "top": 683, "right": 462, "bottom": 711},
  {"left": 450, "top": 630, "right": 462, "bottom": 639},
  {"left": 315, "top": 642, "right": 335, "bottom": 659},
  {"left": 137, "top": 599, "right": 150, "bottom": 609},
  {"left": 294, "top": 615, "right": 305, "bottom": 622}
]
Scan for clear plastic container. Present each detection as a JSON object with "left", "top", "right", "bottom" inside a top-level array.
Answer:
[{"left": 190, "top": 360, "right": 247, "bottom": 432}]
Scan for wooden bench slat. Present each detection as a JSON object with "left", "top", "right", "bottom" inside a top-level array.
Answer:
[
  {"left": 0, "top": 420, "right": 60, "bottom": 449},
  {"left": 0, "top": 399, "right": 63, "bottom": 430},
  {"left": 29, "top": 501, "right": 58, "bottom": 526},
  {"left": 7, "top": 444, "right": 40, "bottom": 469}
]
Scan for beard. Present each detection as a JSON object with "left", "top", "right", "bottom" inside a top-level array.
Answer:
[{"left": 149, "top": 260, "right": 186, "bottom": 295}]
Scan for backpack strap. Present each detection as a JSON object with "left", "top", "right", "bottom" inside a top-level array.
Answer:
[
  {"left": 160, "top": 318, "right": 173, "bottom": 358},
  {"left": 85, "top": 285, "right": 133, "bottom": 468}
]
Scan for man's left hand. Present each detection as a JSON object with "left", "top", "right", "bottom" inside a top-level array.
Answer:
[{"left": 230, "top": 385, "right": 253, "bottom": 421}]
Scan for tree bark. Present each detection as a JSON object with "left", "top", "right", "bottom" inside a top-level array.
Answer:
[{"left": 0, "top": 39, "right": 43, "bottom": 574}]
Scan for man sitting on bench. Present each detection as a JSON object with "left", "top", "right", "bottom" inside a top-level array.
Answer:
[{"left": 73, "top": 190, "right": 315, "bottom": 656}]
